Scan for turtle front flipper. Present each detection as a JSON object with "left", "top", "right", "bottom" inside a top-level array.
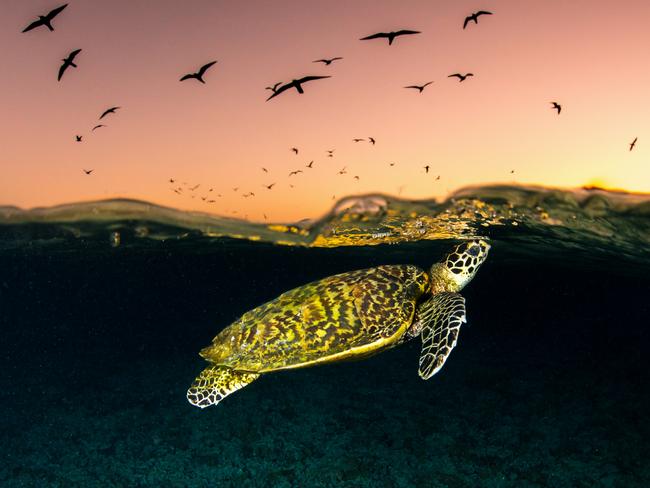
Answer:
[
  {"left": 417, "top": 292, "right": 467, "bottom": 380},
  {"left": 187, "top": 366, "right": 260, "bottom": 409}
]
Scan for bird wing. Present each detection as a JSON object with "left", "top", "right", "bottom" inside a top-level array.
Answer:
[
  {"left": 404, "top": 85, "right": 419, "bottom": 89},
  {"left": 312, "top": 59, "right": 327, "bottom": 63},
  {"left": 360, "top": 32, "right": 388, "bottom": 40},
  {"left": 476, "top": 10, "right": 493, "bottom": 16},
  {"left": 92, "top": 124, "right": 105, "bottom": 130},
  {"left": 198, "top": 61, "right": 217, "bottom": 76},
  {"left": 463, "top": 16, "right": 471, "bottom": 29},
  {"left": 99, "top": 107, "right": 119, "bottom": 119},
  {"left": 423, "top": 81, "right": 433, "bottom": 87},
  {"left": 46, "top": 4, "right": 68, "bottom": 20},
  {"left": 266, "top": 82, "right": 293, "bottom": 101},
  {"left": 394, "top": 30, "right": 421, "bottom": 36},
  {"left": 179, "top": 73, "right": 195, "bottom": 81},
  {"left": 22, "top": 19, "right": 43, "bottom": 32},
  {"left": 68, "top": 49, "right": 82, "bottom": 60},
  {"left": 57, "top": 63, "right": 68, "bottom": 81},
  {"left": 332, "top": 57, "right": 343, "bottom": 61},
  {"left": 296, "top": 75, "right": 331, "bottom": 84},
  {"left": 448, "top": 74, "right": 461, "bottom": 79}
]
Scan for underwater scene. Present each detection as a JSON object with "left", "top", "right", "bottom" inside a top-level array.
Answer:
[{"left": 1, "top": 185, "right": 649, "bottom": 487}]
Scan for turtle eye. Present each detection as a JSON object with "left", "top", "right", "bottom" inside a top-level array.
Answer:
[{"left": 467, "top": 245, "right": 480, "bottom": 257}]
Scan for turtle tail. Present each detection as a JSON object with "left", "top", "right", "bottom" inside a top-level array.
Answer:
[{"left": 187, "top": 366, "right": 260, "bottom": 408}]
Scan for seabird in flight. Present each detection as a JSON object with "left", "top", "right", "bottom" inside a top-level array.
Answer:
[
  {"left": 180, "top": 61, "right": 217, "bottom": 83},
  {"left": 22, "top": 4, "right": 68, "bottom": 33},
  {"left": 266, "top": 76, "right": 331, "bottom": 101},
  {"left": 463, "top": 11, "right": 493, "bottom": 29},
  {"left": 58, "top": 49, "right": 81, "bottom": 81},
  {"left": 360, "top": 30, "right": 420, "bottom": 45}
]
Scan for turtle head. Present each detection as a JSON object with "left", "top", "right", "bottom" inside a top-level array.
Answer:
[{"left": 430, "top": 240, "right": 490, "bottom": 293}]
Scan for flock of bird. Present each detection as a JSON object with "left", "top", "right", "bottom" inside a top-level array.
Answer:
[{"left": 21, "top": 4, "right": 639, "bottom": 217}]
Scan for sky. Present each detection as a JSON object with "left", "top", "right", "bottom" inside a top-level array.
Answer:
[{"left": 1, "top": 0, "right": 649, "bottom": 221}]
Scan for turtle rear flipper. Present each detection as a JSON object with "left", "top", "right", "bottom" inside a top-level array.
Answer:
[
  {"left": 417, "top": 292, "right": 466, "bottom": 380},
  {"left": 187, "top": 366, "right": 260, "bottom": 408}
]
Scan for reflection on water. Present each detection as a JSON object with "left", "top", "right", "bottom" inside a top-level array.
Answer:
[{"left": 2, "top": 184, "right": 649, "bottom": 267}]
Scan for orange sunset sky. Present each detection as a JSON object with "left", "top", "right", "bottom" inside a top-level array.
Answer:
[{"left": 1, "top": 0, "right": 648, "bottom": 221}]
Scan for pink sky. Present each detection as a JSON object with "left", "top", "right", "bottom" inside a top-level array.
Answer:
[{"left": 1, "top": 0, "right": 649, "bottom": 221}]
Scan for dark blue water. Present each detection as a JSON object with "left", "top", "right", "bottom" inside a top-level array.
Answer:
[{"left": 1, "top": 235, "right": 649, "bottom": 487}]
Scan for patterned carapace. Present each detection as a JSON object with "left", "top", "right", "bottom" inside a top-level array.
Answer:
[{"left": 200, "top": 265, "right": 430, "bottom": 372}]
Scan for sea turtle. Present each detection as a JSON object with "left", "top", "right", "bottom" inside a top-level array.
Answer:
[{"left": 187, "top": 239, "right": 490, "bottom": 408}]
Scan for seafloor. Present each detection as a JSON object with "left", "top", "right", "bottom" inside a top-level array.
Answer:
[{"left": 1, "top": 241, "right": 648, "bottom": 487}]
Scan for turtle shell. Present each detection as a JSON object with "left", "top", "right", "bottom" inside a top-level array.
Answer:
[{"left": 199, "top": 264, "right": 430, "bottom": 373}]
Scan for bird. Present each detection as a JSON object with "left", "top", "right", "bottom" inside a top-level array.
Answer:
[
  {"left": 261, "top": 167, "right": 268, "bottom": 173},
  {"left": 266, "top": 76, "right": 331, "bottom": 101},
  {"left": 289, "top": 170, "right": 303, "bottom": 176},
  {"left": 338, "top": 167, "right": 347, "bottom": 175},
  {"left": 92, "top": 124, "right": 106, "bottom": 131},
  {"left": 180, "top": 61, "right": 217, "bottom": 83},
  {"left": 82, "top": 169, "right": 93, "bottom": 175},
  {"left": 291, "top": 147, "right": 299, "bottom": 154},
  {"left": 353, "top": 138, "right": 365, "bottom": 142},
  {"left": 169, "top": 178, "right": 175, "bottom": 183},
  {"left": 368, "top": 137, "right": 376, "bottom": 145},
  {"left": 306, "top": 160, "right": 314, "bottom": 168},
  {"left": 629, "top": 137, "right": 638, "bottom": 151},
  {"left": 313, "top": 57, "right": 343, "bottom": 65},
  {"left": 265, "top": 82, "right": 282, "bottom": 93},
  {"left": 264, "top": 183, "right": 276, "bottom": 190},
  {"left": 189, "top": 184, "right": 200, "bottom": 191},
  {"left": 510, "top": 169, "right": 515, "bottom": 174},
  {"left": 233, "top": 187, "right": 239, "bottom": 192},
  {"left": 354, "top": 175, "right": 360, "bottom": 180},
  {"left": 58, "top": 49, "right": 81, "bottom": 81},
  {"left": 424, "top": 165, "right": 430, "bottom": 174},
  {"left": 22, "top": 4, "right": 68, "bottom": 33},
  {"left": 75, "top": 135, "right": 82, "bottom": 142},
  {"left": 99, "top": 107, "right": 120, "bottom": 119},
  {"left": 550, "top": 102, "right": 562, "bottom": 114},
  {"left": 448, "top": 73, "right": 473, "bottom": 82},
  {"left": 463, "top": 11, "right": 493, "bottom": 29},
  {"left": 327, "top": 150, "right": 335, "bottom": 157},
  {"left": 404, "top": 81, "right": 433, "bottom": 93},
  {"left": 360, "top": 30, "right": 420, "bottom": 45},
  {"left": 435, "top": 175, "right": 441, "bottom": 180},
  {"left": 389, "top": 162, "right": 395, "bottom": 167}
]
